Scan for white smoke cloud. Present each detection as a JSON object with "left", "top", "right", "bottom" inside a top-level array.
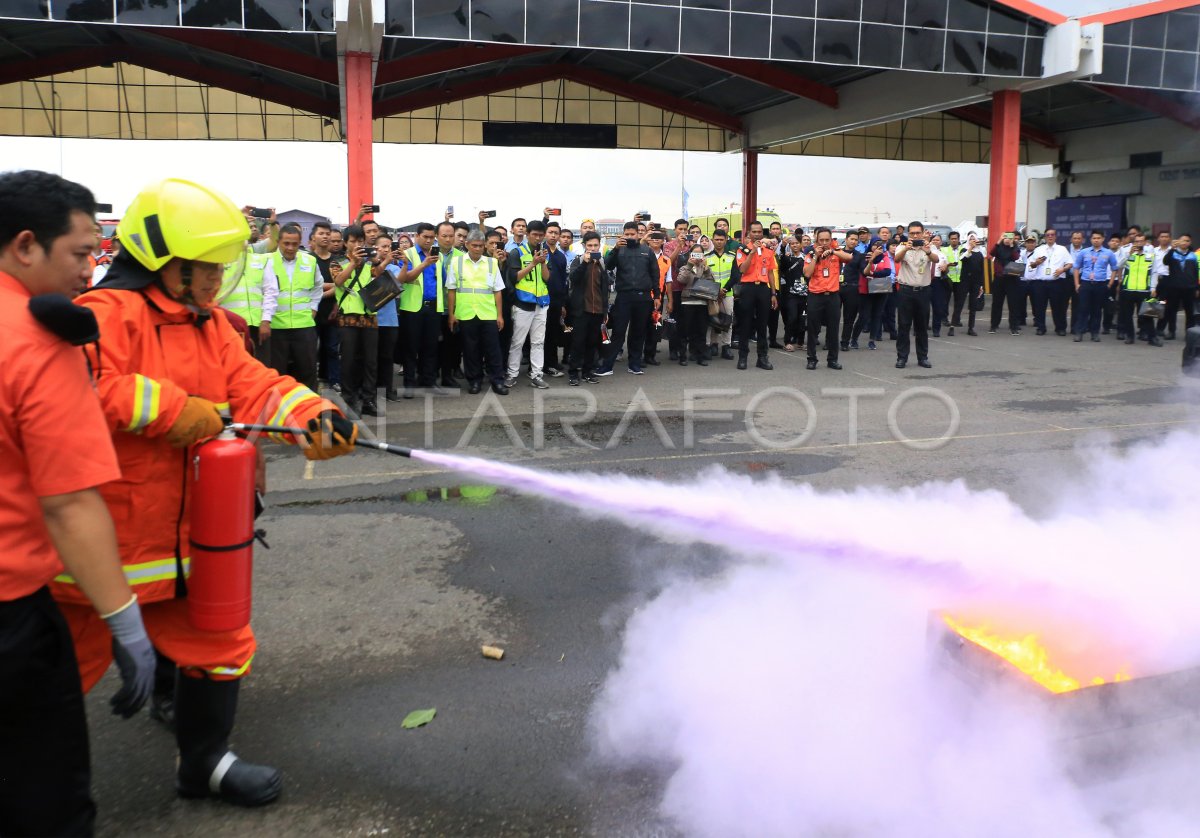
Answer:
[{"left": 584, "top": 429, "right": 1200, "bottom": 837}]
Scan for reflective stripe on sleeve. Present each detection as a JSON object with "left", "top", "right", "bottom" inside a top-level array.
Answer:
[
  {"left": 267, "top": 385, "right": 320, "bottom": 440},
  {"left": 126, "top": 374, "right": 163, "bottom": 431},
  {"left": 208, "top": 655, "right": 254, "bottom": 677},
  {"left": 55, "top": 556, "right": 190, "bottom": 586}
]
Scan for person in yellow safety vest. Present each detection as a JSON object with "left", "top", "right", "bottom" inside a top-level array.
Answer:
[
  {"left": 259, "top": 223, "right": 321, "bottom": 390},
  {"left": 397, "top": 222, "right": 448, "bottom": 397},
  {"left": 446, "top": 230, "right": 509, "bottom": 396},
  {"left": 1113, "top": 233, "right": 1163, "bottom": 346},
  {"left": 332, "top": 223, "right": 382, "bottom": 416},
  {"left": 706, "top": 229, "right": 740, "bottom": 360},
  {"left": 942, "top": 231, "right": 967, "bottom": 334},
  {"left": 222, "top": 250, "right": 270, "bottom": 362},
  {"left": 504, "top": 219, "right": 552, "bottom": 389}
]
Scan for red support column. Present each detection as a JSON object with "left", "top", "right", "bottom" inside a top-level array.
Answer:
[
  {"left": 987, "top": 90, "right": 1021, "bottom": 243},
  {"left": 345, "top": 51, "right": 374, "bottom": 219},
  {"left": 741, "top": 144, "right": 759, "bottom": 237}
]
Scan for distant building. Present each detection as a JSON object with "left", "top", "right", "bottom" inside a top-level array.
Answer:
[{"left": 276, "top": 209, "right": 331, "bottom": 243}]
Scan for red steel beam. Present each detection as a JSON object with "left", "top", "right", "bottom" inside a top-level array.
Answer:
[
  {"left": 376, "top": 43, "right": 550, "bottom": 86},
  {"left": 0, "top": 45, "right": 337, "bottom": 117},
  {"left": 1088, "top": 83, "right": 1200, "bottom": 132},
  {"left": 375, "top": 62, "right": 744, "bottom": 133},
  {"left": 947, "top": 104, "right": 1060, "bottom": 149},
  {"left": 1080, "top": 1, "right": 1197, "bottom": 25},
  {"left": 741, "top": 146, "right": 759, "bottom": 233},
  {"left": 687, "top": 56, "right": 839, "bottom": 109},
  {"left": 139, "top": 27, "right": 337, "bottom": 85},
  {"left": 0, "top": 47, "right": 118, "bottom": 86},
  {"left": 345, "top": 52, "right": 375, "bottom": 219}
]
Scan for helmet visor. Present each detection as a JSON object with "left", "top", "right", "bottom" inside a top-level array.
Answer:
[{"left": 213, "top": 246, "right": 249, "bottom": 307}]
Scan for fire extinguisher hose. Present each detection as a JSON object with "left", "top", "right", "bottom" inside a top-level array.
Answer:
[{"left": 226, "top": 422, "right": 414, "bottom": 458}]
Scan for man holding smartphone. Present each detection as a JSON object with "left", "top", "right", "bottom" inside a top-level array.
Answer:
[
  {"left": 597, "top": 221, "right": 658, "bottom": 376},
  {"left": 733, "top": 221, "right": 779, "bottom": 371},
  {"left": 893, "top": 222, "right": 936, "bottom": 369},
  {"left": 567, "top": 232, "right": 613, "bottom": 385},
  {"left": 504, "top": 220, "right": 552, "bottom": 389}
]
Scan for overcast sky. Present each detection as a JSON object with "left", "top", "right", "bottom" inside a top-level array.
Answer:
[{"left": 1, "top": 136, "right": 1051, "bottom": 232}]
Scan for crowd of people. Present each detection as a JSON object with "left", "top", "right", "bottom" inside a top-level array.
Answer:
[{"left": 97, "top": 208, "right": 1200, "bottom": 414}]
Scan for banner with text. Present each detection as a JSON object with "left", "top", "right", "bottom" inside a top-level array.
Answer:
[{"left": 1046, "top": 196, "right": 1127, "bottom": 237}]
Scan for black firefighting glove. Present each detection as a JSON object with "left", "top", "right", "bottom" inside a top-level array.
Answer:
[{"left": 303, "top": 411, "right": 358, "bottom": 460}]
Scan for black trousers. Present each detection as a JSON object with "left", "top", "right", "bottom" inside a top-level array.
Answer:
[
  {"left": 569, "top": 311, "right": 605, "bottom": 376},
  {"left": 950, "top": 281, "right": 967, "bottom": 325},
  {"left": 807, "top": 292, "right": 841, "bottom": 362},
  {"left": 1160, "top": 286, "right": 1197, "bottom": 335},
  {"left": 854, "top": 293, "right": 887, "bottom": 341},
  {"left": 401, "top": 304, "right": 441, "bottom": 388},
  {"left": 1030, "top": 281, "right": 1067, "bottom": 332},
  {"left": 245, "top": 325, "right": 271, "bottom": 364},
  {"left": 602, "top": 291, "right": 653, "bottom": 370},
  {"left": 839, "top": 286, "right": 861, "bottom": 345},
  {"left": 882, "top": 291, "right": 897, "bottom": 336},
  {"left": 1118, "top": 290, "right": 1154, "bottom": 339},
  {"left": 339, "top": 324, "right": 378, "bottom": 403},
  {"left": 668, "top": 290, "right": 684, "bottom": 355},
  {"left": 0, "top": 587, "right": 95, "bottom": 838},
  {"left": 680, "top": 303, "right": 710, "bottom": 360},
  {"left": 930, "top": 278, "right": 950, "bottom": 331},
  {"left": 439, "top": 316, "right": 462, "bottom": 380},
  {"left": 782, "top": 293, "right": 806, "bottom": 345},
  {"left": 459, "top": 317, "right": 505, "bottom": 385},
  {"left": 643, "top": 302, "right": 661, "bottom": 362},
  {"left": 544, "top": 303, "right": 566, "bottom": 371},
  {"left": 990, "top": 273, "right": 1025, "bottom": 331},
  {"left": 1060, "top": 275, "right": 1078, "bottom": 332},
  {"left": 315, "top": 320, "right": 341, "bottom": 385},
  {"left": 768, "top": 298, "right": 781, "bottom": 343},
  {"left": 1074, "top": 281, "right": 1107, "bottom": 336},
  {"left": 895, "top": 285, "right": 931, "bottom": 363},
  {"left": 377, "top": 325, "right": 399, "bottom": 395},
  {"left": 734, "top": 283, "right": 772, "bottom": 358},
  {"left": 269, "top": 326, "right": 318, "bottom": 392}
]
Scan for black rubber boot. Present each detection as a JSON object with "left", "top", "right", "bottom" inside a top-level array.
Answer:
[
  {"left": 175, "top": 676, "right": 282, "bottom": 807},
  {"left": 149, "top": 649, "right": 177, "bottom": 731}
]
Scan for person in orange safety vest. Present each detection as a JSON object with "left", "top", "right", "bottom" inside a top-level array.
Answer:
[{"left": 51, "top": 178, "right": 358, "bottom": 809}]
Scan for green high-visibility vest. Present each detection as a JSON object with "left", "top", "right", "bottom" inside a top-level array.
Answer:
[
  {"left": 514, "top": 243, "right": 549, "bottom": 306},
  {"left": 706, "top": 252, "right": 735, "bottom": 289},
  {"left": 336, "top": 262, "right": 372, "bottom": 316},
  {"left": 451, "top": 252, "right": 499, "bottom": 320},
  {"left": 1123, "top": 254, "right": 1152, "bottom": 291},
  {"left": 941, "top": 246, "right": 961, "bottom": 283},
  {"left": 400, "top": 247, "right": 444, "bottom": 313},
  {"left": 224, "top": 251, "right": 267, "bottom": 325},
  {"left": 269, "top": 251, "right": 319, "bottom": 329}
]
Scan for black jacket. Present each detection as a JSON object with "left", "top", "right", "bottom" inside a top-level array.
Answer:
[
  {"left": 567, "top": 254, "right": 613, "bottom": 317},
  {"left": 603, "top": 242, "right": 658, "bottom": 294}
]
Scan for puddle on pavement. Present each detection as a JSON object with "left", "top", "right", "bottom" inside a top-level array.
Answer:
[{"left": 278, "top": 484, "right": 501, "bottom": 508}]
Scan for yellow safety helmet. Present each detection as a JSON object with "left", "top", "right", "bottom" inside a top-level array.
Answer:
[{"left": 118, "top": 178, "right": 250, "bottom": 272}]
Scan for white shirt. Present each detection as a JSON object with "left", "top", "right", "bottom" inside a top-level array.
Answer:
[
  {"left": 1030, "top": 243, "right": 1071, "bottom": 281},
  {"left": 260, "top": 254, "right": 323, "bottom": 323},
  {"left": 931, "top": 249, "right": 948, "bottom": 277},
  {"left": 1153, "top": 245, "right": 1171, "bottom": 277},
  {"left": 1021, "top": 248, "right": 1041, "bottom": 280},
  {"left": 444, "top": 254, "right": 505, "bottom": 291}
]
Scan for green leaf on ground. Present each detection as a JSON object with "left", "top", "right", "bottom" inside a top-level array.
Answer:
[{"left": 401, "top": 708, "right": 437, "bottom": 729}]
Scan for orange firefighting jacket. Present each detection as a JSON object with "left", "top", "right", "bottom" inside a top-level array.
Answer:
[{"left": 50, "top": 282, "right": 333, "bottom": 606}]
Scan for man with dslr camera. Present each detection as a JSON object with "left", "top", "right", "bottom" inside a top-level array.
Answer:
[
  {"left": 330, "top": 224, "right": 380, "bottom": 416},
  {"left": 597, "top": 221, "right": 658, "bottom": 375}
]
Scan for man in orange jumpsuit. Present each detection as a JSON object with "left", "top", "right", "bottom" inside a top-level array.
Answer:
[{"left": 51, "top": 178, "right": 358, "bottom": 808}]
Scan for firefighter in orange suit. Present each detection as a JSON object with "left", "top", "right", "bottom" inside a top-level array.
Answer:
[{"left": 51, "top": 178, "right": 358, "bottom": 808}]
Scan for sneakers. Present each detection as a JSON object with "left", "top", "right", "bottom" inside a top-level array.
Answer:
[
  {"left": 868, "top": 340, "right": 876, "bottom": 350},
  {"left": 849, "top": 341, "right": 859, "bottom": 350},
  {"left": 530, "top": 377, "right": 550, "bottom": 389},
  {"left": 545, "top": 367, "right": 565, "bottom": 378},
  {"left": 736, "top": 357, "right": 748, "bottom": 370},
  {"left": 594, "top": 368, "right": 614, "bottom": 377},
  {"left": 568, "top": 375, "right": 580, "bottom": 386},
  {"left": 627, "top": 367, "right": 644, "bottom": 375},
  {"left": 504, "top": 377, "right": 517, "bottom": 388},
  {"left": 583, "top": 373, "right": 600, "bottom": 383},
  {"left": 828, "top": 361, "right": 843, "bottom": 370},
  {"left": 491, "top": 382, "right": 510, "bottom": 395}
]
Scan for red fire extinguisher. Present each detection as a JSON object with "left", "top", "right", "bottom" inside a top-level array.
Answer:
[{"left": 188, "top": 428, "right": 257, "bottom": 632}]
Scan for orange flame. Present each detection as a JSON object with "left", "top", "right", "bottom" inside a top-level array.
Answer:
[{"left": 943, "top": 615, "right": 1131, "bottom": 693}]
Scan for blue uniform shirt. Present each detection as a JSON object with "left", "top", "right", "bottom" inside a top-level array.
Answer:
[
  {"left": 1074, "top": 247, "right": 1118, "bottom": 282},
  {"left": 376, "top": 263, "right": 401, "bottom": 326},
  {"left": 413, "top": 246, "right": 439, "bottom": 300}
]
